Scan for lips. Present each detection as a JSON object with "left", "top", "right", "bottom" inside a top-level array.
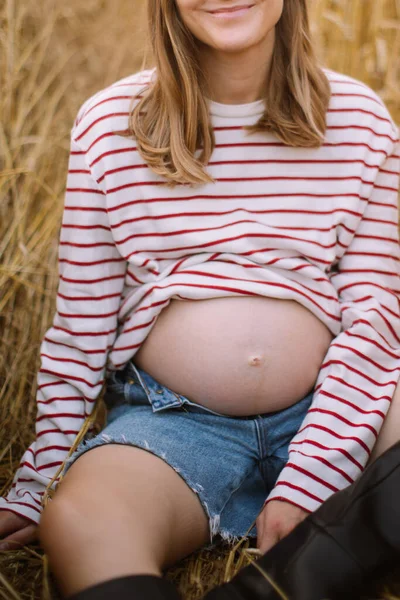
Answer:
[{"left": 208, "top": 4, "right": 255, "bottom": 14}]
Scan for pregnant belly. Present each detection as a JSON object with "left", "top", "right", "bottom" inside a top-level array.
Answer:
[{"left": 133, "top": 296, "right": 335, "bottom": 415}]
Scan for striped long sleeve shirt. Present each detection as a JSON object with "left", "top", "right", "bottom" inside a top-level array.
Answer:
[{"left": 1, "top": 67, "right": 400, "bottom": 525}]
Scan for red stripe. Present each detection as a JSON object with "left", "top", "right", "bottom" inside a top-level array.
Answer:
[
  {"left": 15, "top": 491, "right": 43, "bottom": 507},
  {"left": 318, "top": 358, "right": 396, "bottom": 388},
  {"left": 89, "top": 139, "right": 389, "bottom": 168},
  {"left": 110, "top": 206, "right": 363, "bottom": 231},
  {"left": 263, "top": 496, "right": 312, "bottom": 514},
  {"left": 112, "top": 342, "right": 142, "bottom": 354},
  {"left": 273, "top": 481, "right": 323, "bottom": 504},
  {"left": 121, "top": 312, "right": 156, "bottom": 331},
  {"left": 56, "top": 309, "right": 118, "bottom": 319},
  {"left": 57, "top": 291, "right": 121, "bottom": 302},
  {"left": 126, "top": 270, "right": 142, "bottom": 284},
  {"left": 317, "top": 389, "right": 385, "bottom": 418},
  {"left": 178, "top": 256, "right": 337, "bottom": 301},
  {"left": 0, "top": 500, "right": 41, "bottom": 515},
  {"left": 290, "top": 439, "right": 363, "bottom": 471},
  {"left": 44, "top": 336, "right": 113, "bottom": 354},
  {"left": 119, "top": 296, "right": 169, "bottom": 318},
  {"left": 285, "top": 462, "right": 339, "bottom": 492},
  {"left": 122, "top": 279, "right": 339, "bottom": 326},
  {"left": 35, "top": 409, "right": 89, "bottom": 422},
  {"left": 331, "top": 341, "right": 400, "bottom": 374},
  {"left": 117, "top": 224, "right": 338, "bottom": 251},
  {"left": 170, "top": 265, "right": 336, "bottom": 301},
  {"left": 59, "top": 241, "right": 115, "bottom": 249},
  {"left": 66, "top": 187, "right": 104, "bottom": 195},
  {"left": 97, "top": 158, "right": 384, "bottom": 184},
  {"left": 345, "top": 249, "right": 399, "bottom": 260},
  {"left": 60, "top": 273, "right": 125, "bottom": 285},
  {"left": 331, "top": 92, "right": 384, "bottom": 107},
  {"left": 59, "top": 257, "right": 124, "bottom": 267},
  {"left": 124, "top": 233, "right": 333, "bottom": 265},
  {"left": 90, "top": 147, "right": 133, "bottom": 167},
  {"left": 64, "top": 206, "right": 106, "bottom": 213},
  {"left": 337, "top": 279, "right": 398, "bottom": 300},
  {"left": 296, "top": 423, "right": 370, "bottom": 455},
  {"left": 88, "top": 130, "right": 128, "bottom": 152},
  {"left": 40, "top": 353, "right": 104, "bottom": 372},
  {"left": 343, "top": 329, "right": 400, "bottom": 360},
  {"left": 214, "top": 123, "right": 396, "bottom": 143},
  {"left": 106, "top": 174, "right": 376, "bottom": 196},
  {"left": 62, "top": 224, "right": 111, "bottom": 231},
  {"left": 216, "top": 140, "right": 389, "bottom": 154},
  {"left": 348, "top": 309, "right": 400, "bottom": 345},
  {"left": 290, "top": 450, "right": 354, "bottom": 484},
  {"left": 322, "top": 374, "right": 392, "bottom": 403},
  {"left": 307, "top": 407, "right": 378, "bottom": 438},
  {"left": 84, "top": 94, "right": 147, "bottom": 119},
  {"left": 107, "top": 191, "right": 362, "bottom": 214},
  {"left": 51, "top": 324, "right": 117, "bottom": 337},
  {"left": 75, "top": 112, "right": 130, "bottom": 141},
  {"left": 37, "top": 428, "right": 82, "bottom": 438},
  {"left": 37, "top": 461, "right": 66, "bottom": 471},
  {"left": 368, "top": 200, "right": 398, "bottom": 210},
  {"left": 328, "top": 107, "right": 392, "bottom": 124},
  {"left": 36, "top": 444, "right": 75, "bottom": 455},
  {"left": 37, "top": 396, "right": 83, "bottom": 405}
]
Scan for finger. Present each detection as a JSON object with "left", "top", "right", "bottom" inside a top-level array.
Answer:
[
  {"left": 0, "top": 515, "right": 23, "bottom": 538},
  {"left": 0, "top": 511, "right": 32, "bottom": 537},
  {"left": 0, "top": 525, "right": 38, "bottom": 551},
  {"left": 257, "top": 530, "right": 279, "bottom": 555}
]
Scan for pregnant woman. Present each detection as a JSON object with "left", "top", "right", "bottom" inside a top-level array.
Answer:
[{"left": 1, "top": 1, "right": 400, "bottom": 599}]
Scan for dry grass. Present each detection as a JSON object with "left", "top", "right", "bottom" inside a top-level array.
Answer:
[{"left": 0, "top": 0, "right": 399, "bottom": 598}]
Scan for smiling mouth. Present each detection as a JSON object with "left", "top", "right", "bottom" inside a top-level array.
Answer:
[{"left": 207, "top": 4, "right": 255, "bottom": 16}]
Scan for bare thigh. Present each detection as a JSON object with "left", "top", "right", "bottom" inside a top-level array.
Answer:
[{"left": 38, "top": 444, "right": 210, "bottom": 597}]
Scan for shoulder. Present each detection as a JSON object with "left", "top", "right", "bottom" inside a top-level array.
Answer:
[
  {"left": 323, "top": 67, "right": 399, "bottom": 146},
  {"left": 71, "top": 67, "right": 156, "bottom": 149}
]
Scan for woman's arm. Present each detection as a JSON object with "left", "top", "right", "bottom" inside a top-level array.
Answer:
[
  {"left": 266, "top": 128, "right": 400, "bottom": 514},
  {"left": 0, "top": 113, "right": 127, "bottom": 525}
]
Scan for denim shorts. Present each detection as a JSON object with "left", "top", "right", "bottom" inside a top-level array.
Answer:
[{"left": 60, "top": 361, "right": 314, "bottom": 550}]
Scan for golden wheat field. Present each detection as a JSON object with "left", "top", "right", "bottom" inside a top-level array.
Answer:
[{"left": 0, "top": 0, "right": 400, "bottom": 599}]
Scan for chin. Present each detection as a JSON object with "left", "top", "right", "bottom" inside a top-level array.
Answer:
[{"left": 205, "top": 31, "right": 262, "bottom": 53}]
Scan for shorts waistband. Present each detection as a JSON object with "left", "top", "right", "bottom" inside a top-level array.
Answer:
[{"left": 118, "top": 361, "right": 314, "bottom": 420}]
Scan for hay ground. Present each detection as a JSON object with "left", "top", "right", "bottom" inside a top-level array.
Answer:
[{"left": 0, "top": 1, "right": 399, "bottom": 598}]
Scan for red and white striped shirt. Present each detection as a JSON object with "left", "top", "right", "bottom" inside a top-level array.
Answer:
[{"left": 1, "top": 67, "right": 400, "bottom": 525}]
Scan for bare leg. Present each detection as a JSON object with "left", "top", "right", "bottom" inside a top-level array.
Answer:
[{"left": 38, "top": 444, "right": 210, "bottom": 598}]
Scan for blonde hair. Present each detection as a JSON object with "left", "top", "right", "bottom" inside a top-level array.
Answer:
[{"left": 119, "top": 0, "right": 331, "bottom": 188}]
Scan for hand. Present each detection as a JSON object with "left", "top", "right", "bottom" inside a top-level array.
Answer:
[
  {"left": 256, "top": 499, "right": 309, "bottom": 554},
  {"left": 0, "top": 509, "right": 38, "bottom": 552}
]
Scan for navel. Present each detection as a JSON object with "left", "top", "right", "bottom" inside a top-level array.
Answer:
[{"left": 248, "top": 354, "right": 264, "bottom": 366}]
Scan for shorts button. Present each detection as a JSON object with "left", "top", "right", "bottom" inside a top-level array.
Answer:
[
  {"left": 127, "top": 379, "right": 135, "bottom": 385},
  {"left": 156, "top": 389, "right": 163, "bottom": 394}
]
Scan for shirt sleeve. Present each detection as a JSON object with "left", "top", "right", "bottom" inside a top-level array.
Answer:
[
  {"left": 266, "top": 131, "right": 400, "bottom": 513},
  {"left": 0, "top": 127, "right": 127, "bottom": 526}
]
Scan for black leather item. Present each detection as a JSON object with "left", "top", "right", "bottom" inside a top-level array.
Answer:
[
  {"left": 203, "top": 440, "right": 400, "bottom": 600},
  {"left": 65, "top": 574, "right": 182, "bottom": 600}
]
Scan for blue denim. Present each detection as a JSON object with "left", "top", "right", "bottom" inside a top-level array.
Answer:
[{"left": 60, "top": 361, "right": 314, "bottom": 549}]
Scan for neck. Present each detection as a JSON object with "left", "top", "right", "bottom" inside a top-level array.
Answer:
[{"left": 198, "top": 28, "right": 276, "bottom": 105}]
